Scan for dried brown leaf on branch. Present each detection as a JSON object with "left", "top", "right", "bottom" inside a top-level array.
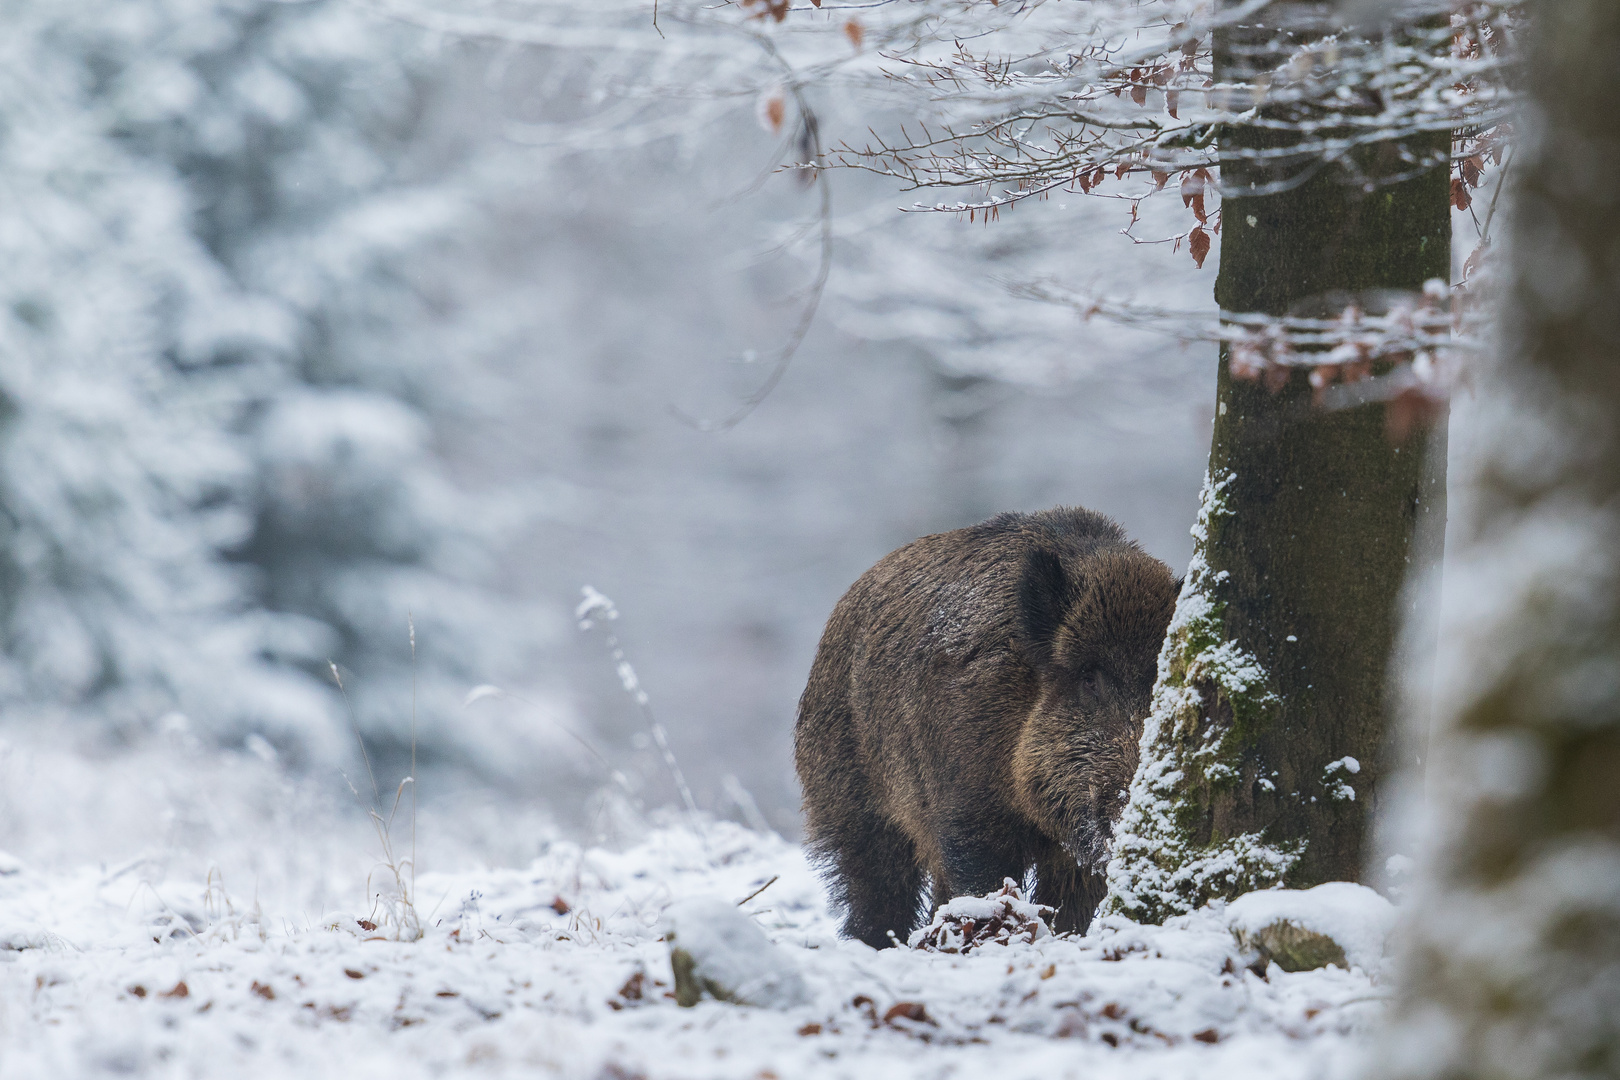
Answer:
[
  {"left": 1189, "top": 226, "right": 1211, "bottom": 269},
  {"left": 1385, "top": 386, "right": 1442, "bottom": 444},
  {"left": 1263, "top": 362, "right": 1292, "bottom": 394},
  {"left": 1308, "top": 362, "right": 1343, "bottom": 404},
  {"left": 1181, "top": 168, "right": 1212, "bottom": 224},
  {"left": 1450, "top": 177, "right": 1472, "bottom": 211},
  {"left": 844, "top": 19, "right": 864, "bottom": 51},
  {"left": 757, "top": 90, "right": 786, "bottom": 134},
  {"left": 740, "top": 0, "right": 790, "bottom": 22},
  {"left": 1460, "top": 154, "right": 1484, "bottom": 188},
  {"left": 1229, "top": 340, "right": 1265, "bottom": 382}
]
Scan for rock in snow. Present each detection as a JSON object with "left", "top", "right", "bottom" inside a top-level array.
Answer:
[
  {"left": 1227, "top": 882, "right": 1396, "bottom": 975},
  {"left": 664, "top": 896, "right": 811, "bottom": 1008},
  {"left": 1233, "top": 918, "right": 1348, "bottom": 973}
]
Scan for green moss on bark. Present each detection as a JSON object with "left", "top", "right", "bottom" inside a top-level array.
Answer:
[{"left": 1103, "top": 471, "right": 1303, "bottom": 922}]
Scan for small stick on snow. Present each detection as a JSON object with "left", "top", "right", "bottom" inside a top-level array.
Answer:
[{"left": 736, "top": 875, "right": 780, "bottom": 907}]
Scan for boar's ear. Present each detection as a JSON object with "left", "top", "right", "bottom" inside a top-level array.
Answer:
[{"left": 1017, "top": 548, "right": 1079, "bottom": 672}]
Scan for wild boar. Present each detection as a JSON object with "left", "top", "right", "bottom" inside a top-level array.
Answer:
[{"left": 795, "top": 507, "right": 1178, "bottom": 946}]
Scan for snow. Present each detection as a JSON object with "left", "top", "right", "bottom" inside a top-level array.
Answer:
[
  {"left": 0, "top": 755, "right": 1390, "bottom": 1080},
  {"left": 575, "top": 585, "right": 619, "bottom": 628},
  {"left": 1323, "top": 759, "right": 1360, "bottom": 803}
]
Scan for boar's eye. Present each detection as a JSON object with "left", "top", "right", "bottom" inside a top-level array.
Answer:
[{"left": 1081, "top": 670, "right": 1104, "bottom": 695}]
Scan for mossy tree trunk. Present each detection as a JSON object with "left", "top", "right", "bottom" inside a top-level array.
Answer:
[
  {"left": 1103, "top": 5, "right": 1450, "bottom": 921},
  {"left": 1377, "top": 7, "right": 1620, "bottom": 1076}
]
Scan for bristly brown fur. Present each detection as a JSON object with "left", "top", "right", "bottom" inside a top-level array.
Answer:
[{"left": 794, "top": 507, "right": 1177, "bottom": 948}]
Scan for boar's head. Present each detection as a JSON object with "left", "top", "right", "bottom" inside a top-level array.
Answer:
[{"left": 1014, "top": 544, "right": 1179, "bottom": 870}]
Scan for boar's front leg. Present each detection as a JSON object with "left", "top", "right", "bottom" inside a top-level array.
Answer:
[
  {"left": 934, "top": 819, "right": 1031, "bottom": 908},
  {"left": 1033, "top": 848, "right": 1103, "bottom": 935}
]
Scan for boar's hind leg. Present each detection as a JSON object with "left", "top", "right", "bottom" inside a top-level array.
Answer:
[
  {"left": 1034, "top": 850, "right": 1104, "bottom": 935},
  {"left": 820, "top": 813, "right": 926, "bottom": 949}
]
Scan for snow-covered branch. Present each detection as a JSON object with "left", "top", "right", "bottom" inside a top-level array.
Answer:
[
  {"left": 1017, "top": 273, "right": 1470, "bottom": 433},
  {"left": 828, "top": 1, "right": 1518, "bottom": 216}
]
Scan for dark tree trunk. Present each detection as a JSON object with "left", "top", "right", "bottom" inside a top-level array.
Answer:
[
  {"left": 1378, "top": 6, "right": 1620, "bottom": 1076},
  {"left": 1104, "top": 5, "right": 1450, "bottom": 920}
]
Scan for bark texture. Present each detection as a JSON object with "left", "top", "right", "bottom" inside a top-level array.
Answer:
[
  {"left": 1377, "top": 7, "right": 1620, "bottom": 1078},
  {"left": 1103, "top": 5, "right": 1449, "bottom": 921}
]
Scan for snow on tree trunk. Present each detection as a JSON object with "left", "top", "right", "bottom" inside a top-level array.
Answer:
[
  {"left": 1375, "top": 7, "right": 1620, "bottom": 1077},
  {"left": 1103, "top": 4, "right": 1450, "bottom": 922}
]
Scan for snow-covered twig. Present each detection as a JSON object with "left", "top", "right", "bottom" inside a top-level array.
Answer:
[{"left": 576, "top": 586, "right": 700, "bottom": 818}]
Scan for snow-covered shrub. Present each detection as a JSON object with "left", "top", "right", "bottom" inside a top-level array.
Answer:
[{"left": 908, "top": 879, "right": 1055, "bottom": 953}]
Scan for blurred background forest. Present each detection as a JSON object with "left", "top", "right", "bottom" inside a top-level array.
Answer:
[{"left": 0, "top": 0, "right": 1219, "bottom": 854}]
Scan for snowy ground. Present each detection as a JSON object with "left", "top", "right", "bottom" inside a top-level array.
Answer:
[{"left": 0, "top": 737, "right": 1390, "bottom": 1080}]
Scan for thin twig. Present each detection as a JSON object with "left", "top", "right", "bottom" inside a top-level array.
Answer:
[
  {"left": 330, "top": 662, "right": 380, "bottom": 806},
  {"left": 1477, "top": 144, "right": 1514, "bottom": 243},
  {"left": 464, "top": 685, "right": 620, "bottom": 775},
  {"left": 408, "top": 613, "right": 418, "bottom": 920},
  {"left": 736, "top": 874, "right": 780, "bottom": 906},
  {"left": 668, "top": 28, "right": 833, "bottom": 432},
  {"left": 576, "top": 588, "right": 699, "bottom": 816}
]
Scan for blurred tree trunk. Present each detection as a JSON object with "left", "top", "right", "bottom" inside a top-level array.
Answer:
[
  {"left": 1377, "top": 6, "right": 1620, "bottom": 1076},
  {"left": 1103, "top": 3, "right": 1450, "bottom": 921}
]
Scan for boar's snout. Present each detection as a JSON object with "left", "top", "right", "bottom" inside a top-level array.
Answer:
[
  {"left": 1047, "top": 677, "right": 1149, "bottom": 872},
  {"left": 1016, "top": 545, "right": 1171, "bottom": 873}
]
